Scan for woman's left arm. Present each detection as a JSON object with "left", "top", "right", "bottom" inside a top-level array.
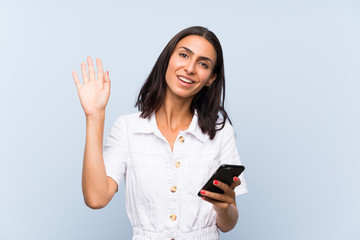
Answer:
[{"left": 200, "top": 176, "right": 241, "bottom": 232}]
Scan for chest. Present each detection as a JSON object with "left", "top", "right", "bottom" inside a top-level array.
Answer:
[
  {"left": 123, "top": 131, "right": 224, "bottom": 226},
  {"left": 125, "top": 133, "right": 221, "bottom": 205},
  {"left": 157, "top": 124, "right": 189, "bottom": 152}
]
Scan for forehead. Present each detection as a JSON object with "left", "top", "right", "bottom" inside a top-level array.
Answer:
[{"left": 175, "top": 35, "right": 217, "bottom": 61}]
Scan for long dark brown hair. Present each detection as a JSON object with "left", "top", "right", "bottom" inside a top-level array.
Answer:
[{"left": 135, "top": 26, "right": 231, "bottom": 140}]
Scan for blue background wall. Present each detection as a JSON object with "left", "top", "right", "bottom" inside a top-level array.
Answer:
[{"left": 0, "top": 0, "right": 359, "bottom": 239}]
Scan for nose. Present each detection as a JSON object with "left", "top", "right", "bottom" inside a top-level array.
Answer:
[{"left": 184, "top": 60, "right": 196, "bottom": 74}]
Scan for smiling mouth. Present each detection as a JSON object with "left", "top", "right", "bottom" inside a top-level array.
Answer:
[{"left": 178, "top": 76, "right": 194, "bottom": 84}]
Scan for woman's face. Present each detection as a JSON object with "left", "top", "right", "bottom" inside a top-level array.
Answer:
[{"left": 165, "top": 35, "right": 217, "bottom": 100}]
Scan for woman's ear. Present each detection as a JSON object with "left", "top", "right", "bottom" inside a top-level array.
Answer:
[{"left": 206, "top": 73, "right": 217, "bottom": 87}]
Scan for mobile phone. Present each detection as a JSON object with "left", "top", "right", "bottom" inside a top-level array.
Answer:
[{"left": 198, "top": 164, "right": 245, "bottom": 197}]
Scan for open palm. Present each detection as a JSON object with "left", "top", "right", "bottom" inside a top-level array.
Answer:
[{"left": 72, "top": 57, "right": 110, "bottom": 117}]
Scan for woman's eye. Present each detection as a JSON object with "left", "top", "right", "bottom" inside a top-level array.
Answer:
[
  {"left": 199, "top": 62, "right": 208, "bottom": 69},
  {"left": 179, "top": 53, "right": 188, "bottom": 58}
]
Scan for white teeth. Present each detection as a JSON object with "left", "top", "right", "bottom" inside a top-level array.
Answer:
[{"left": 178, "top": 76, "right": 194, "bottom": 84}]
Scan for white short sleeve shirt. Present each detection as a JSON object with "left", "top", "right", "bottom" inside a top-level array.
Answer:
[{"left": 104, "top": 112, "right": 247, "bottom": 240}]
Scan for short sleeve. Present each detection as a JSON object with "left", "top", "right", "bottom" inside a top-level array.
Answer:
[
  {"left": 219, "top": 121, "right": 248, "bottom": 195},
  {"left": 103, "top": 116, "right": 129, "bottom": 190}
]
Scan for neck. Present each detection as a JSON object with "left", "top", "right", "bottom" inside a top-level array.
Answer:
[{"left": 155, "top": 88, "right": 194, "bottom": 132}]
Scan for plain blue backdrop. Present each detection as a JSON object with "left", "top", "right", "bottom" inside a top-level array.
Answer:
[{"left": 0, "top": 0, "right": 359, "bottom": 239}]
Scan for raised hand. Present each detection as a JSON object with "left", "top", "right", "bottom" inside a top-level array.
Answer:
[{"left": 72, "top": 57, "right": 110, "bottom": 118}]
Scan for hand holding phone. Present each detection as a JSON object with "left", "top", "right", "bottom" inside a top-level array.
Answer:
[{"left": 198, "top": 164, "right": 245, "bottom": 197}]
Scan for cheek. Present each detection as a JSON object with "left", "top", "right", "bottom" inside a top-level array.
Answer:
[
  {"left": 165, "top": 65, "right": 173, "bottom": 84},
  {"left": 169, "top": 56, "right": 183, "bottom": 70},
  {"left": 198, "top": 72, "right": 213, "bottom": 84},
  {"left": 165, "top": 58, "right": 173, "bottom": 77},
  {"left": 165, "top": 58, "right": 175, "bottom": 77}
]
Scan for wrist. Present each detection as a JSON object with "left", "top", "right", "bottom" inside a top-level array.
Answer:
[
  {"left": 86, "top": 111, "right": 105, "bottom": 121},
  {"left": 214, "top": 206, "right": 229, "bottom": 215}
]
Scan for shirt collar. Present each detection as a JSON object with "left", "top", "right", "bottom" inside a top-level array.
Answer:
[{"left": 132, "top": 110, "right": 206, "bottom": 143}]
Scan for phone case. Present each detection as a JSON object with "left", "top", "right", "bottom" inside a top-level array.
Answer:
[{"left": 197, "top": 164, "right": 245, "bottom": 197}]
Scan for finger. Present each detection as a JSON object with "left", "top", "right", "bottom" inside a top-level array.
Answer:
[
  {"left": 229, "top": 176, "right": 241, "bottom": 189},
  {"left": 201, "top": 196, "right": 221, "bottom": 204},
  {"left": 104, "top": 70, "right": 111, "bottom": 92},
  {"left": 201, "top": 196, "right": 230, "bottom": 210},
  {"left": 81, "top": 62, "right": 89, "bottom": 83},
  {"left": 213, "top": 180, "right": 236, "bottom": 199},
  {"left": 199, "top": 189, "right": 232, "bottom": 203},
  {"left": 213, "top": 180, "right": 231, "bottom": 194},
  {"left": 87, "top": 56, "right": 96, "bottom": 81},
  {"left": 96, "top": 58, "right": 104, "bottom": 87},
  {"left": 72, "top": 71, "right": 82, "bottom": 89}
]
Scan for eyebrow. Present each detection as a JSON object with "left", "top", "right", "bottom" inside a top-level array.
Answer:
[{"left": 178, "top": 46, "right": 214, "bottom": 65}]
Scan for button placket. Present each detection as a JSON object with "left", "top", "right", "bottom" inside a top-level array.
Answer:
[
  {"left": 175, "top": 161, "right": 181, "bottom": 168},
  {"left": 166, "top": 135, "right": 184, "bottom": 231},
  {"left": 166, "top": 154, "right": 178, "bottom": 232}
]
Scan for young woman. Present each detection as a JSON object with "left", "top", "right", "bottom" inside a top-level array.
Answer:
[{"left": 73, "top": 26, "right": 247, "bottom": 240}]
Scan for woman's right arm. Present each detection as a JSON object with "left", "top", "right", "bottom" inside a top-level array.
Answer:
[{"left": 73, "top": 57, "right": 117, "bottom": 209}]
